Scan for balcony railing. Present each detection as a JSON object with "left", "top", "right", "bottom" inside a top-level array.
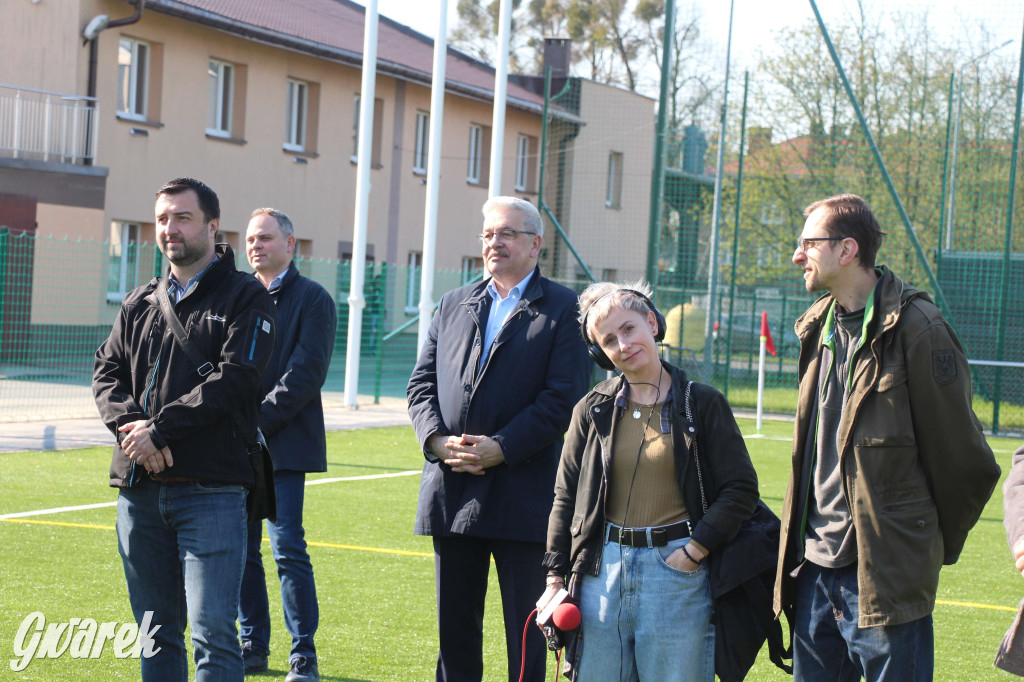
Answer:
[{"left": 0, "top": 83, "right": 98, "bottom": 164}]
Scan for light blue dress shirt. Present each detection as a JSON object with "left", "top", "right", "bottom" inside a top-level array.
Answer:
[{"left": 479, "top": 270, "right": 534, "bottom": 369}]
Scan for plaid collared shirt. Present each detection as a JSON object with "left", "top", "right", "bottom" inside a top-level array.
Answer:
[
  {"left": 614, "top": 379, "right": 673, "bottom": 434},
  {"left": 167, "top": 256, "right": 219, "bottom": 303}
]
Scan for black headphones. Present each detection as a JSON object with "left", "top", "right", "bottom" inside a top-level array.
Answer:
[{"left": 580, "top": 289, "right": 667, "bottom": 371}]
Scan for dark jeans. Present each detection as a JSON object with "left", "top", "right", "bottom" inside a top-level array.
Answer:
[
  {"left": 117, "top": 479, "right": 247, "bottom": 682},
  {"left": 432, "top": 535, "right": 547, "bottom": 682},
  {"left": 238, "top": 470, "right": 319, "bottom": 661},
  {"left": 793, "top": 561, "right": 933, "bottom": 682}
]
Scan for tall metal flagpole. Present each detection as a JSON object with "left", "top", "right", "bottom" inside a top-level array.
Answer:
[
  {"left": 416, "top": 0, "right": 449, "bottom": 354},
  {"left": 702, "top": 0, "right": 735, "bottom": 380},
  {"left": 488, "top": 0, "right": 513, "bottom": 197},
  {"left": 343, "top": 0, "right": 379, "bottom": 408}
]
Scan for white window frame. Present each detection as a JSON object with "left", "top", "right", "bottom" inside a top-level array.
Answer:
[
  {"left": 514, "top": 134, "right": 530, "bottom": 191},
  {"left": 606, "top": 151, "right": 623, "bottom": 208},
  {"left": 413, "top": 111, "right": 429, "bottom": 174},
  {"left": 284, "top": 79, "right": 308, "bottom": 152},
  {"left": 117, "top": 38, "right": 149, "bottom": 120},
  {"left": 406, "top": 251, "right": 423, "bottom": 313},
  {"left": 467, "top": 124, "right": 483, "bottom": 184},
  {"left": 107, "top": 222, "right": 141, "bottom": 302},
  {"left": 206, "top": 59, "right": 234, "bottom": 137}
]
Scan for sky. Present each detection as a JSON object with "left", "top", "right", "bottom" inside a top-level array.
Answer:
[{"left": 360, "top": 0, "right": 1022, "bottom": 75}]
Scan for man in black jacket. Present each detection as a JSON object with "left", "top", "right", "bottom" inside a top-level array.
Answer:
[
  {"left": 239, "top": 208, "right": 336, "bottom": 682},
  {"left": 408, "top": 196, "right": 591, "bottom": 682},
  {"left": 93, "top": 178, "right": 276, "bottom": 681}
]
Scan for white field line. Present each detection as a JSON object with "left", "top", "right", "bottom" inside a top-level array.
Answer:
[{"left": 0, "top": 470, "right": 422, "bottom": 520}]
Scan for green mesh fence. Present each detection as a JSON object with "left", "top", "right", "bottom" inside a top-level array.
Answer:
[{"left": 3, "top": 0, "right": 1024, "bottom": 434}]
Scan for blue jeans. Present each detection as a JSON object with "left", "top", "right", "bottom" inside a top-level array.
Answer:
[
  {"left": 793, "top": 561, "right": 934, "bottom": 681},
  {"left": 239, "top": 470, "right": 318, "bottom": 660},
  {"left": 577, "top": 530, "right": 715, "bottom": 682},
  {"left": 116, "top": 478, "right": 248, "bottom": 682}
]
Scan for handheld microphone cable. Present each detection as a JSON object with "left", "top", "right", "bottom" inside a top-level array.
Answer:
[{"left": 518, "top": 608, "right": 562, "bottom": 682}]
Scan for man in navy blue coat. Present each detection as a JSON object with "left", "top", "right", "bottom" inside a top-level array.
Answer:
[
  {"left": 239, "top": 208, "right": 336, "bottom": 682},
  {"left": 408, "top": 196, "right": 591, "bottom": 682}
]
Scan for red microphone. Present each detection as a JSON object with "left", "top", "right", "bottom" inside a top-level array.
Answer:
[{"left": 551, "top": 602, "right": 580, "bottom": 631}]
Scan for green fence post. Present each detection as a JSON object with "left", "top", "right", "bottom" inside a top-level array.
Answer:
[
  {"left": 724, "top": 71, "right": 750, "bottom": 399},
  {"left": 373, "top": 263, "right": 387, "bottom": 405},
  {"left": 937, "top": 72, "right": 955, "bottom": 272},
  {"left": 646, "top": 0, "right": 675, "bottom": 286},
  {"left": 992, "top": 19, "right": 1024, "bottom": 435},
  {"left": 0, "top": 227, "right": 6, "bottom": 364}
]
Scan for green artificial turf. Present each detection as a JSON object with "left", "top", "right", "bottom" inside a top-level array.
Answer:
[{"left": 1, "top": 423, "right": 1021, "bottom": 680}]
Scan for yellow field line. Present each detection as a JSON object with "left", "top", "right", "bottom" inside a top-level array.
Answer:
[
  {"left": 3, "top": 518, "right": 1017, "bottom": 608},
  {"left": 936, "top": 598, "right": 1017, "bottom": 613},
  {"left": 2, "top": 518, "right": 114, "bottom": 531},
  {"left": 306, "top": 539, "right": 431, "bottom": 557},
  {"left": 2, "top": 517, "right": 433, "bottom": 557}
]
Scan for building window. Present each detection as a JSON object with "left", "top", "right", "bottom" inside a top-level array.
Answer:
[
  {"left": 406, "top": 251, "right": 422, "bottom": 313},
  {"left": 351, "top": 95, "right": 384, "bottom": 167},
  {"left": 515, "top": 134, "right": 537, "bottom": 192},
  {"left": 285, "top": 79, "right": 308, "bottom": 151},
  {"left": 206, "top": 60, "right": 234, "bottom": 137},
  {"left": 413, "top": 111, "right": 429, "bottom": 174},
  {"left": 107, "top": 222, "right": 141, "bottom": 302},
  {"left": 468, "top": 125, "right": 483, "bottom": 183},
  {"left": 467, "top": 124, "right": 491, "bottom": 185},
  {"left": 601, "top": 268, "right": 618, "bottom": 282},
  {"left": 117, "top": 38, "right": 149, "bottom": 119},
  {"left": 461, "top": 257, "right": 483, "bottom": 285},
  {"left": 606, "top": 151, "right": 623, "bottom": 209}
]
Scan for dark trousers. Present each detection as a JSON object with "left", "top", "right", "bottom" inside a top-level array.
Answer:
[{"left": 433, "top": 535, "right": 548, "bottom": 682}]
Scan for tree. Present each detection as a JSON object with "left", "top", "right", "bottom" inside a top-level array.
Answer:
[{"left": 718, "top": 5, "right": 1020, "bottom": 292}]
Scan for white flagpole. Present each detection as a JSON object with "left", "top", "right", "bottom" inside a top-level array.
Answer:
[
  {"left": 756, "top": 334, "right": 767, "bottom": 433},
  {"left": 416, "top": 0, "right": 449, "bottom": 355}
]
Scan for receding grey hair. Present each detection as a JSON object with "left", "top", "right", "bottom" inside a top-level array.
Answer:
[
  {"left": 481, "top": 196, "right": 543, "bottom": 237},
  {"left": 578, "top": 279, "right": 655, "bottom": 339},
  {"left": 250, "top": 207, "right": 294, "bottom": 238}
]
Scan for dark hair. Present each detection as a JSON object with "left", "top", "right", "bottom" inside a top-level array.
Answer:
[
  {"left": 803, "top": 194, "right": 884, "bottom": 269},
  {"left": 155, "top": 177, "right": 220, "bottom": 222}
]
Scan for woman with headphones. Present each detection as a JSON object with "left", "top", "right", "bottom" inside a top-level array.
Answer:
[{"left": 538, "top": 280, "right": 760, "bottom": 681}]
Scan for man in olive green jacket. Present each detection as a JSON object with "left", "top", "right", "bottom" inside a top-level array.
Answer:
[{"left": 774, "top": 194, "right": 999, "bottom": 681}]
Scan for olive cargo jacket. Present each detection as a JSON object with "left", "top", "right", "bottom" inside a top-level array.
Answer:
[{"left": 774, "top": 266, "right": 1000, "bottom": 627}]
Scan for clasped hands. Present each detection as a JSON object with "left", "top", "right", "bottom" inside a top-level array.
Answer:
[
  {"left": 119, "top": 420, "right": 174, "bottom": 475},
  {"left": 428, "top": 433, "right": 504, "bottom": 475}
]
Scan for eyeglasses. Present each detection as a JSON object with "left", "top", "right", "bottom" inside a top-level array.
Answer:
[
  {"left": 478, "top": 229, "right": 538, "bottom": 244},
  {"left": 795, "top": 236, "right": 844, "bottom": 254}
]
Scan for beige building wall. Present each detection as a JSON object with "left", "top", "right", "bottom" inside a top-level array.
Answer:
[
  {"left": 565, "top": 81, "right": 655, "bottom": 284},
  {"left": 4, "top": 0, "right": 557, "bottom": 335}
]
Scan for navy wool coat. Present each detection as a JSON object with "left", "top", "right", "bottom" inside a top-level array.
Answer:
[
  {"left": 258, "top": 262, "right": 337, "bottom": 473},
  {"left": 408, "top": 268, "right": 592, "bottom": 543}
]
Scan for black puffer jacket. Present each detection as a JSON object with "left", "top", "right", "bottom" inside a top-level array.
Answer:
[
  {"left": 543, "top": 361, "right": 760, "bottom": 577},
  {"left": 94, "top": 245, "right": 276, "bottom": 487}
]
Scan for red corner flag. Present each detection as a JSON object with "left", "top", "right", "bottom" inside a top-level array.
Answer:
[{"left": 760, "top": 311, "right": 776, "bottom": 357}]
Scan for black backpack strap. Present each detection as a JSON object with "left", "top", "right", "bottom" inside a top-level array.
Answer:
[{"left": 741, "top": 578, "right": 793, "bottom": 674}]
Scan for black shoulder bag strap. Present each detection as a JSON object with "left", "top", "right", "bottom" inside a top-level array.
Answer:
[{"left": 153, "top": 282, "right": 253, "bottom": 450}]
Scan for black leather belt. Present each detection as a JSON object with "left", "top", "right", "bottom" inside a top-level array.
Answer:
[{"left": 607, "top": 520, "right": 691, "bottom": 548}]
